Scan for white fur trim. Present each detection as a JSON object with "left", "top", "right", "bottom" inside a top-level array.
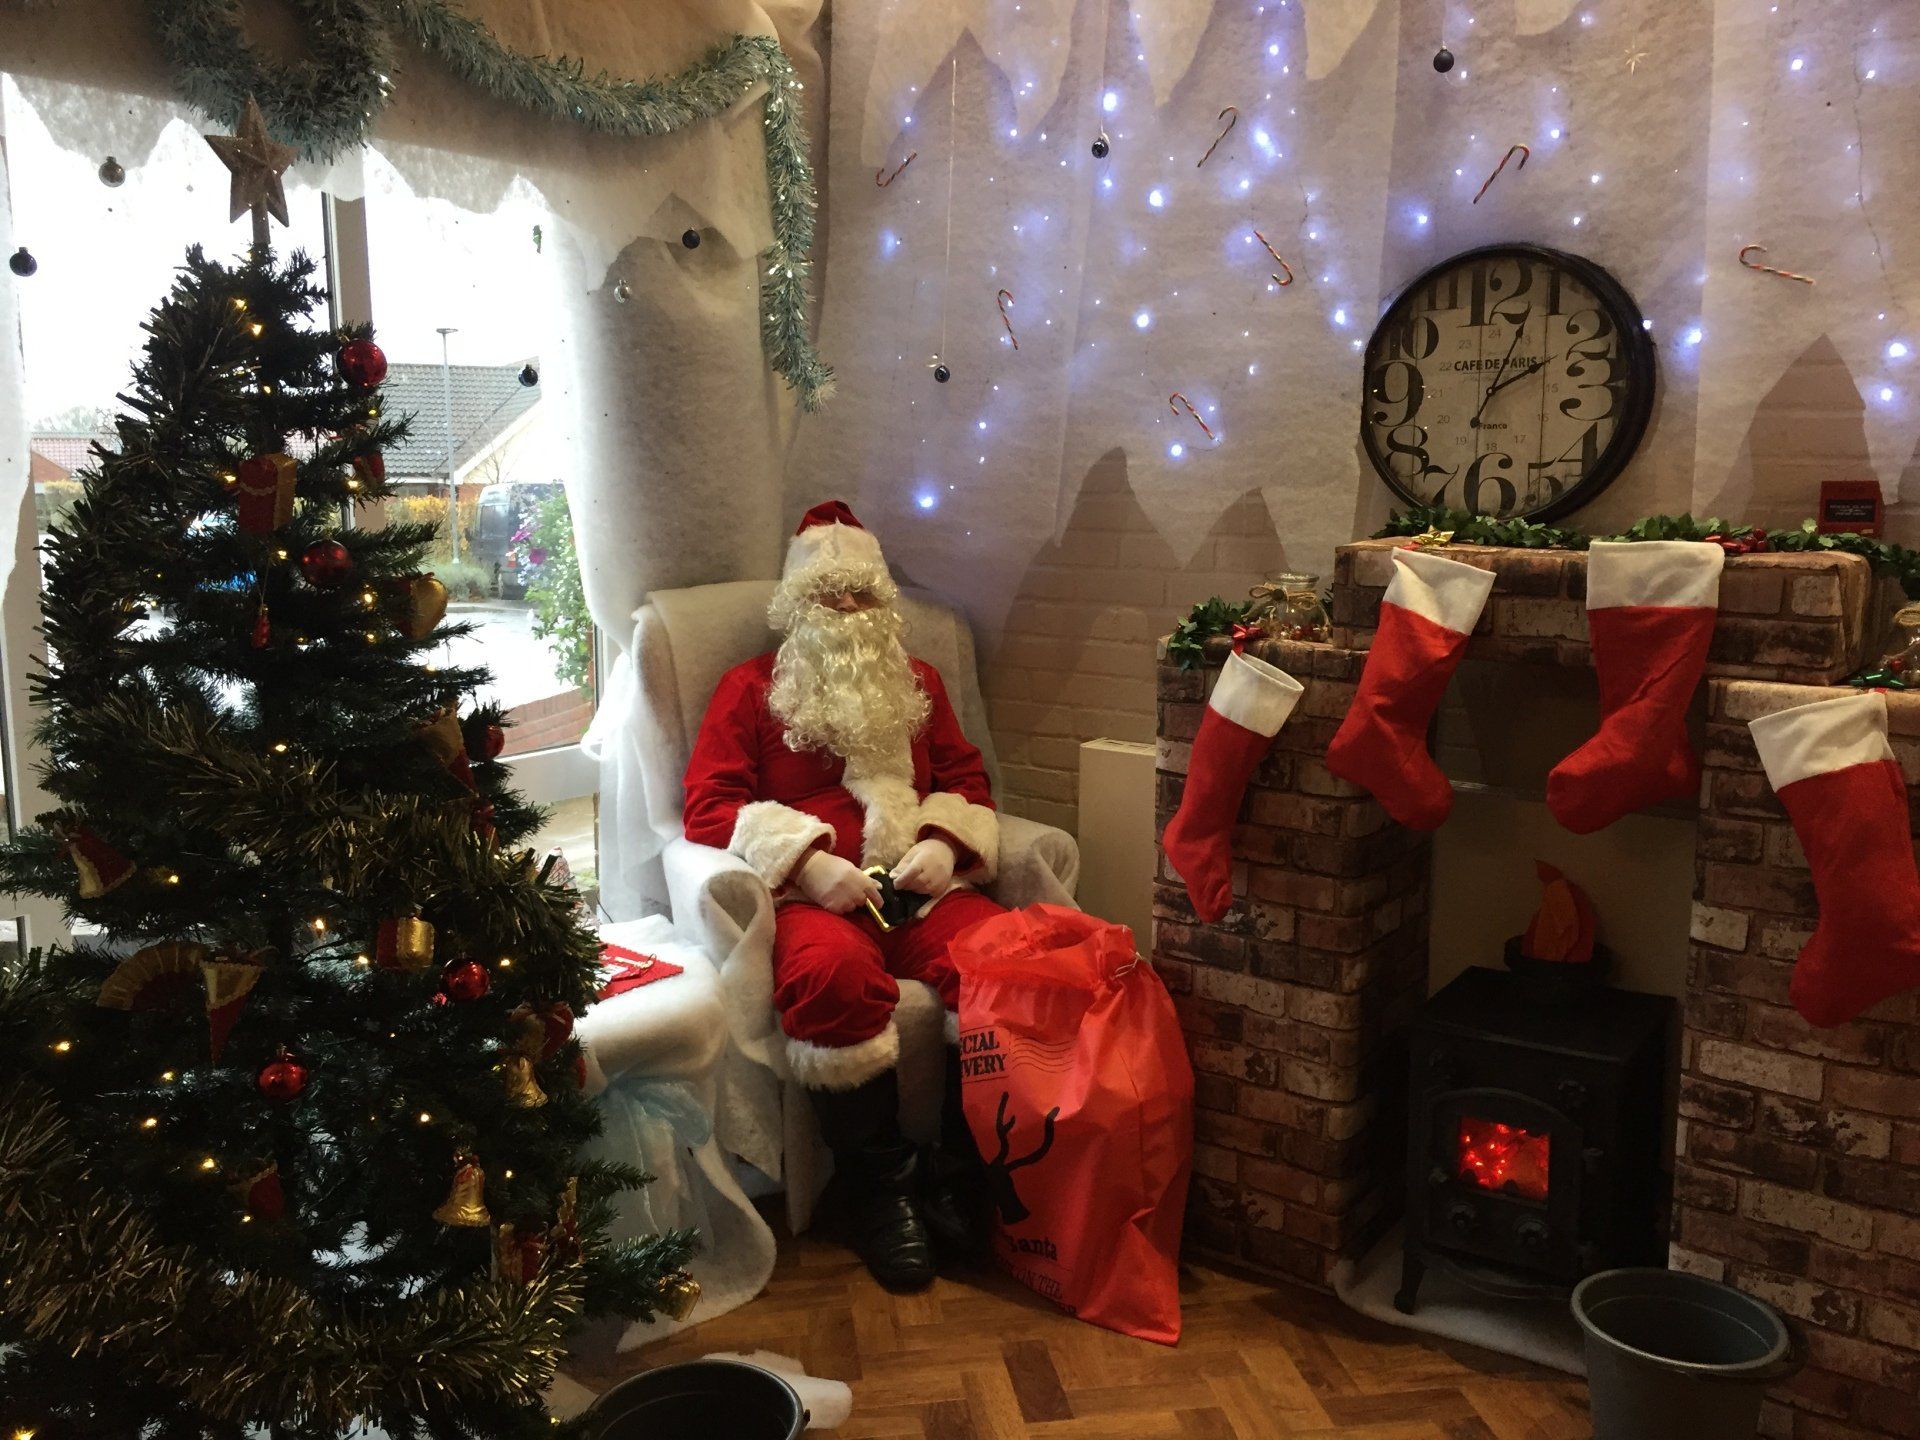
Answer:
[
  {"left": 944, "top": 1010, "right": 960, "bottom": 1045},
  {"left": 729, "top": 801, "right": 836, "bottom": 889},
  {"left": 1385, "top": 548, "right": 1495, "bottom": 635},
  {"left": 1750, "top": 692, "right": 1893, "bottom": 790},
  {"left": 783, "top": 520, "right": 886, "bottom": 586},
  {"left": 785, "top": 1021, "right": 901, "bottom": 1091},
  {"left": 917, "top": 790, "right": 1001, "bottom": 882},
  {"left": 843, "top": 737, "right": 921, "bottom": 869},
  {"left": 1209, "top": 651, "right": 1304, "bottom": 738},
  {"left": 1586, "top": 540, "right": 1725, "bottom": 611}
]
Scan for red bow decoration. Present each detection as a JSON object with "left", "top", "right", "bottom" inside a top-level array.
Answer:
[
  {"left": 1704, "top": 528, "right": 1769, "bottom": 556},
  {"left": 1229, "top": 621, "right": 1265, "bottom": 653}
]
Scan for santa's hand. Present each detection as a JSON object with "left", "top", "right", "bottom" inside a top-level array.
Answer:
[
  {"left": 795, "top": 850, "right": 883, "bottom": 915},
  {"left": 891, "top": 837, "right": 957, "bottom": 897}
]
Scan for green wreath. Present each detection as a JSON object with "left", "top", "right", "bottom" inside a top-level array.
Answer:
[{"left": 150, "top": 0, "right": 397, "bottom": 164}]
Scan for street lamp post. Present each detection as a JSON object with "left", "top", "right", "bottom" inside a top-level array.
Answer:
[{"left": 437, "top": 326, "right": 459, "bottom": 563}]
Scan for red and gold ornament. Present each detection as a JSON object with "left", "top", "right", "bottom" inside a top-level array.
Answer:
[
  {"left": 493, "top": 1222, "right": 549, "bottom": 1284},
  {"left": 299, "top": 539, "right": 353, "bottom": 588},
  {"left": 232, "top": 1162, "right": 287, "bottom": 1222},
  {"left": 337, "top": 337, "right": 387, "bottom": 388},
  {"left": 235, "top": 453, "right": 298, "bottom": 535},
  {"left": 375, "top": 915, "right": 435, "bottom": 972},
  {"left": 384, "top": 574, "right": 449, "bottom": 639},
  {"left": 257, "top": 1047, "right": 307, "bottom": 1102},
  {"left": 251, "top": 596, "right": 271, "bottom": 649},
  {"left": 510, "top": 1001, "right": 575, "bottom": 1061},
  {"left": 442, "top": 958, "right": 491, "bottom": 1003},
  {"left": 350, "top": 449, "right": 385, "bottom": 485},
  {"left": 60, "top": 822, "right": 136, "bottom": 899}
]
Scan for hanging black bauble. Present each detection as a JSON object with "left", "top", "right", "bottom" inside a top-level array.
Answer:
[
  {"left": 1433, "top": 46, "right": 1456, "bottom": 73},
  {"left": 8, "top": 247, "right": 36, "bottom": 278},
  {"left": 681, "top": 228, "right": 701, "bottom": 250},
  {"left": 98, "top": 156, "right": 126, "bottom": 188},
  {"left": 1091, "top": 134, "right": 1110, "bottom": 160},
  {"left": 933, "top": 363, "right": 952, "bottom": 384},
  {"left": 518, "top": 363, "right": 539, "bottom": 388}
]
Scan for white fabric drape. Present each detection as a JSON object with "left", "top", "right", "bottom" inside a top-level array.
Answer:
[{"left": 788, "top": 0, "right": 1920, "bottom": 658}]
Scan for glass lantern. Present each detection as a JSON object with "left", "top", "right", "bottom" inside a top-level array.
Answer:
[{"left": 1250, "top": 572, "right": 1331, "bottom": 643}]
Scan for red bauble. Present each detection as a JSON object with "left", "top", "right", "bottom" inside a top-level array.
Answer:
[
  {"left": 299, "top": 539, "right": 353, "bottom": 589},
  {"left": 338, "top": 338, "right": 388, "bottom": 388},
  {"left": 482, "top": 724, "right": 506, "bottom": 760},
  {"left": 443, "top": 959, "right": 491, "bottom": 1003},
  {"left": 257, "top": 1050, "right": 307, "bottom": 1102}
]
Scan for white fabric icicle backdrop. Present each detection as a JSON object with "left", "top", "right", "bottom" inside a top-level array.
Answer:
[{"left": 787, "top": 0, "right": 1920, "bottom": 650}]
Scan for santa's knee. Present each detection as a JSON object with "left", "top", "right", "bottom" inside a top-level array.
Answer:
[{"left": 776, "top": 956, "right": 902, "bottom": 1092}]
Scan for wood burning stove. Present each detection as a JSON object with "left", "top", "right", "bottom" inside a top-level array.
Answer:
[{"left": 1396, "top": 964, "right": 1672, "bottom": 1313}]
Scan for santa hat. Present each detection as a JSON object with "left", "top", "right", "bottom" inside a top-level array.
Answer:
[{"left": 772, "top": 501, "right": 894, "bottom": 618}]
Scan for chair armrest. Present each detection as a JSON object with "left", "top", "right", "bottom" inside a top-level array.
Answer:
[
  {"left": 989, "top": 813, "right": 1080, "bottom": 908},
  {"left": 664, "top": 834, "right": 766, "bottom": 934}
]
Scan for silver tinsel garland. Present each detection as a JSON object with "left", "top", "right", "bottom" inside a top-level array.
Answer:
[{"left": 148, "top": 0, "right": 831, "bottom": 408}]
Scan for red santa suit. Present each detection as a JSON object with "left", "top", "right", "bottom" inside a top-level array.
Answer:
[{"left": 682, "top": 505, "right": 1003, "bottom": 1091}]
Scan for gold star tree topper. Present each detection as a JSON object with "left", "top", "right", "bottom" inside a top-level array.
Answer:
[{"left": 204, "top": 96, "right": 295, "bottom": 249}]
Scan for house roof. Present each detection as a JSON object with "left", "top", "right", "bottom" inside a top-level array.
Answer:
[
  {"left": 380, "top": 362, "right": 541, "bottom": 480},
  {"left": 30, "top": 433, "right": 113, "bottom": 480},
  {"left": 27, "top": 360, "right": 540, "bottom": 486}
]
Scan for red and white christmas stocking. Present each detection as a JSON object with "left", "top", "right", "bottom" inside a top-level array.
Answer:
[
  {"left": 1751, "top": 693, "right": 1920, "bottom": 1028},
  {"left": 1163, "top": 650, "right": 1304, "bottom": 923},
  {"left": 1547, "top": 541, "right": 1724, "bottom": 833},
  {"left": 1325, "top": 547, "right": 1495, "bottom": 830}
]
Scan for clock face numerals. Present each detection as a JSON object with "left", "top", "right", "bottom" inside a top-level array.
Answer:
[{"left": 1361, "top": 248, "right": 1653, "bottom": 521}]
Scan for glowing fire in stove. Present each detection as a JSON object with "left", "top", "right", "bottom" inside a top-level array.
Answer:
[{"left": 1457, "top": 1116, "right": 1550, "bottom": 1202}]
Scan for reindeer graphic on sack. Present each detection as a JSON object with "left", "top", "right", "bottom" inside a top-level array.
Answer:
[{"left": 950, "top": 905, "right": 1195, "bottom": 1345}]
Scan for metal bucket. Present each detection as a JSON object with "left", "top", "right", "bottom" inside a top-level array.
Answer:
[
  {"left": 1573, "top": 1268, "right": 1802, "bottom": 1440},
  {"left": 585, "top": 1358, "right": 809, "bottom": 1440}
]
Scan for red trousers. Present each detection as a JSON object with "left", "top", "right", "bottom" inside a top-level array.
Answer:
[{"left": 773, "top": 888, "right": 1005, "bottom": 1047}]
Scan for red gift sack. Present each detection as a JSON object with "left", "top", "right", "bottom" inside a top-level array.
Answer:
[{"left": 951, "top": 904, "right": 1195, "bottom": 1344}]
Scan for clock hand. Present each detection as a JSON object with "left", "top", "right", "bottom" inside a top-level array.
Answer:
[
  {"left": 1470, "top": 318, "right": 1528, "bottom": 426},
  {"left": 1482, "top": 356, "right": 1547, "bottom": 403}
]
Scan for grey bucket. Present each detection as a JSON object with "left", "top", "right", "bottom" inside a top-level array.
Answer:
[
  {"left": 585, "top": 1358, "right": 808, "bottom": 1440},
  {"left": 1573, "top": 1268, "right": 1803, "bottom": 1440}
]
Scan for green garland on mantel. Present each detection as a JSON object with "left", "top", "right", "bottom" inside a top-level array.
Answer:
[
  {"left": 149, "top": 0, "right": 831, "bottom": 408},
  {"left": 1167, "top": 506, "right": 1920, "bottom": 670}
]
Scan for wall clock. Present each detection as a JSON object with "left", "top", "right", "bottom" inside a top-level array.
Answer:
[{"left": 1360, "top": 244, "right": 1656, "bottom": 522}]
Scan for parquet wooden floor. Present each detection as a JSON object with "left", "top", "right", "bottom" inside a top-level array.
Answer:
[{"left": 567, "top": 1229, "right": 1593, "bottom": 1439}]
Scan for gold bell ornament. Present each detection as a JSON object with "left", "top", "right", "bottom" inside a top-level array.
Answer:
[
  {"left": 657, "top": 1270, "right": 702, "bottom": 1321},
  {"left": 433, "top": 1152, "right": 492, "bottom": 1228},
  {"left": 499, "top": 1052, "right": 548, "bottom": 1109}
]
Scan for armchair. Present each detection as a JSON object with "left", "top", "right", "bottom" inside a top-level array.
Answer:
[{"left": 624, "top": 580, "right": 1080, "bottom": 1231}]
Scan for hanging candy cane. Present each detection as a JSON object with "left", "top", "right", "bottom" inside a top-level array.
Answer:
[
  {"left": 996, "top": 289, "right": 1019, "bottom": 350},
  {"left": 1252, "top": 228, "right": 1294, "bottom": 286},
  {"left": 1169, "top": 392, "right": 1216, "bottom": 443},
  {"left": 1472, "top": 144, "right": 1530, "bottom": 204},
  {"left": 1738, "top": 243, "right": 1816, "bottom": 285},
  {"left": 875, "top": 152, "right": 916, "bottom": 187},
  {"left": 1197, "top": 107, "right": 1238, "bottom": 167}
]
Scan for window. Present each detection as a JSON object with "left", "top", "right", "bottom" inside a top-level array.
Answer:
[
  {"left": 1, "top": 83, "right": 604, "bottom": 931},
  {"left": 359, "top": 155, "right": 600, "bottom": 895}
]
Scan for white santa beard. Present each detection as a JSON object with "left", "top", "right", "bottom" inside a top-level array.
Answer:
[{"left": 769, "top": 603, "right": 929, "bottom": 775}]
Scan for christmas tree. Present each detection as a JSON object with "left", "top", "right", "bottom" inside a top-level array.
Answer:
[{"left": 0, "top": 106, "right": 693, "bottom": 1438}]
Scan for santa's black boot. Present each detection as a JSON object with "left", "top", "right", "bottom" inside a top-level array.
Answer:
[
  {"left": 810, "top": 1070, "right": 935, "bottom": 1292},
  {"left": 920, "top": 1047, "right": 992, "bottom": 1265}
]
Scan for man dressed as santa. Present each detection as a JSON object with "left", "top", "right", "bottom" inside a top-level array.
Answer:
[{"left": 683, "top": 501, "right": 1004, "bottom": 1291}]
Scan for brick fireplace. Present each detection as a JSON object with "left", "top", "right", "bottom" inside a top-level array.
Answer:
[{"left": 1155, "top": 538, "right": 1920, "bottom": 1440}]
